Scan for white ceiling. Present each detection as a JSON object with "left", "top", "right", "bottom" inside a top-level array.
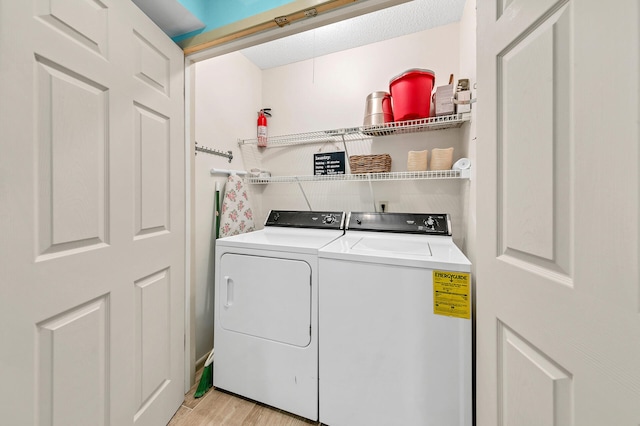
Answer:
[{"left": 240, "top": 0, "right": 467, "bottom": 70}]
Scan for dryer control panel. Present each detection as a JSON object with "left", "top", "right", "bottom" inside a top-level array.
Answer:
[
  {"left": 347, "top": 212, "right": 451, "bottom": 235},
  {"left": 265, "top": 210, "right": 345, "bottom": 230}
]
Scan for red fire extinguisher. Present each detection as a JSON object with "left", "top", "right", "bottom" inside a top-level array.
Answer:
[{"left": 257, "top": 108, "right": 271, "bottom": 147}]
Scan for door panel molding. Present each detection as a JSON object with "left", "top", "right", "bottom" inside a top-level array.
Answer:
[
  {"left": 133, "top": 102, "right": 171, "bottom": 238},
  {"left": 134, "top": 269, "right": 171, "bottom": 416},
  {"left": 35, "top": 54, "right": 109, "bottom": 260},
  {"left": 37, "top": 295, "right": 109, "bottom": 426},
  {"left": 498, "top": 322, "right": 573, "bottom": 426},
  {"left": 133, "top": 30, "right": 171, "bottom": 96},
  {"left": 496, "top": 3, "right": 573, "bottom": 282},
  {"left": 35, "top": 0, "right": 109, "bottom": 58}
]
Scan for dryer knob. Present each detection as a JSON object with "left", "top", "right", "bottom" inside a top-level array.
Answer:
[{"left": 323, "top": 215, "right": 335, "bottom": 224}]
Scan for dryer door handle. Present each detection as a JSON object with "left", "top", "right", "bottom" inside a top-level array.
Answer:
[{"left": 224, "top": 275, "right": 234, "bottom": 308}]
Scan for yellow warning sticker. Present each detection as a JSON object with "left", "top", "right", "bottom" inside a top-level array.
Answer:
[{"left": 433, "top": 270, "right": 471, "bottom": 319}]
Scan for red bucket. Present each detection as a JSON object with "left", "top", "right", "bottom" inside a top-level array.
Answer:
[{"left": 389, "top": 69, "right": 435, "bottom": 122}]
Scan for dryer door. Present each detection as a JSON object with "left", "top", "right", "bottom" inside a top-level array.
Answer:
[{"left": 219, "top": 253, "right": 312, "bottom": 347}]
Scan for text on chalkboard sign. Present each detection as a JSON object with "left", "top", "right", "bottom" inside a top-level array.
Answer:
[{"left": 314, "top": 151, "right": 346, "bottom": 175}]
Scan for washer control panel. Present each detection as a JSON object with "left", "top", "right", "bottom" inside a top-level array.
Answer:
[
  {"left": 265, "top": 210, "right": 345, "bottom": 230},
  {"left": 347, "top": 212, "right": 451, "bottom": 235}
]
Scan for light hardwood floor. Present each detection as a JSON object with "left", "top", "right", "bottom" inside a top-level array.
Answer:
[{"left": 168, "top": 371, "right": 320, "bottom": 426}]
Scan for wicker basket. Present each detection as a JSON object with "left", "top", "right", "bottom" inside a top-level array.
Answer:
[{"left": 349, "top": 154, "right": 392, "bottom": 173}]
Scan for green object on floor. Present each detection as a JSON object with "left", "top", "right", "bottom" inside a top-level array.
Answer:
[
  {"left": 195, "top": 183, "right": 221, "bottom": 399},
  {"left": 215, "top": 185, "right": 221, "bottom": 239},
  {"left": 194, "top": 349, "right": 214, "bottom": 398}
]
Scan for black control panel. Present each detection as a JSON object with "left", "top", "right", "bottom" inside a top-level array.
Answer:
[
  {"left": 346, "top": 212, "right": 451, "bottom": 235},
  {"left": 264, "top": 210, "right": 345, "bottom": 230}
]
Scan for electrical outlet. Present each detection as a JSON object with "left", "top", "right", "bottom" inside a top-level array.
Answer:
[{"left": 378, "top": 201, "right": 389, "bottom": 213}]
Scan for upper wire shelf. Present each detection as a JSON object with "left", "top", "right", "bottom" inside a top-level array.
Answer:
[{"left": 237, "top": 113, "right": 470, "bottom": 147}]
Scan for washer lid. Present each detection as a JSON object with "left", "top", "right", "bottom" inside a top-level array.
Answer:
[
  {"left": 319, "top": 232, "right": 470, "bottom": 270},
  {"left": 350, "top": 235, "right": 432, "bottom": 257}
]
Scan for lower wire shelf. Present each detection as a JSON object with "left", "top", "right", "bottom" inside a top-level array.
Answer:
[{"left": 245, "top": 169, "right": 470, "bottom": 184}]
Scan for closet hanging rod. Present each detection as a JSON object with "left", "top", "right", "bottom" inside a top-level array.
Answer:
[
  {"left": 210, "top": 168, "right": 248, "bottom": 176},
  {"left": 195, "top": 142, "right": 233, "bottom": 163}
]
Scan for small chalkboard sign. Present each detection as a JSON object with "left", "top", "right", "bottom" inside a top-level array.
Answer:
[{"left": 314, "top": 151, "right": 346, "bottom": 175}]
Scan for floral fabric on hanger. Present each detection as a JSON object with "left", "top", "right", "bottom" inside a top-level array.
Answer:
[{"left": 219, "top": 174, "right": 255, "bottom": 237}]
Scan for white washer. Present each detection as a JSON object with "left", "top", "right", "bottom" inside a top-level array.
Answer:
[
  {"left": 318, "top": 212, "right": 472, "bottom": 426},
  {"left": 213, "top": 210, "right": 344, "bottom": 421}
]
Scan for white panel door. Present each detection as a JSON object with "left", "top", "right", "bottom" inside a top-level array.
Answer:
[
  {"left": 0, "top": 1, "right": 185, "bottom": 425},
  {"left": 476, "top": 0, "right": 639, "bottom": 425}
]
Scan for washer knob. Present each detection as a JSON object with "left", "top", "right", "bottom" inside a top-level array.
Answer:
[
  {"left": 323, "top": 214, "right": 335, "bottom": 224},
  {"left": 424, "top": 216, "right": 438, "bottom": 230}
]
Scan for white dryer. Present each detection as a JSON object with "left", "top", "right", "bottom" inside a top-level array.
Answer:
[
  {"left": 213, "top": 210, "right": 345, "bottom": 421},
  {"left": 318, "top": 212, "right": 472, "bottom": 426}
]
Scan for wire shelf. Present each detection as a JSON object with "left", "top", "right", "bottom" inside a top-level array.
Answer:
[
  {"left": 237, "top": 113, "right": 470, "bottom": 147},
  {"left": 245, "top": 169, "right": 470, "bottom": 184}
]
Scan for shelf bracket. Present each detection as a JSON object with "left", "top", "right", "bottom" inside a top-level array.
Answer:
[
  {"left": 341, "top": 134, "right": 351, "bottom": 174},
  {"left": 295, "top": 177, "right": 313, "bottom": 211},
  {"left": 367, "top": 174, "right": 377, "bottom": 212}
]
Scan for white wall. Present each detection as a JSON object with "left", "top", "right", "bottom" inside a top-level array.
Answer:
[
  {"left": 262, "top": 22, "right": 462, "bottom": 135},
  {"left": 239, "top": 22, "right": 469, "bottom": 245},
  {"left": 193, "top": 52, "right": 262, "bottom": 363},
  {"left": 459, "top": 0, "right": 477, "bottom": 262}
]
